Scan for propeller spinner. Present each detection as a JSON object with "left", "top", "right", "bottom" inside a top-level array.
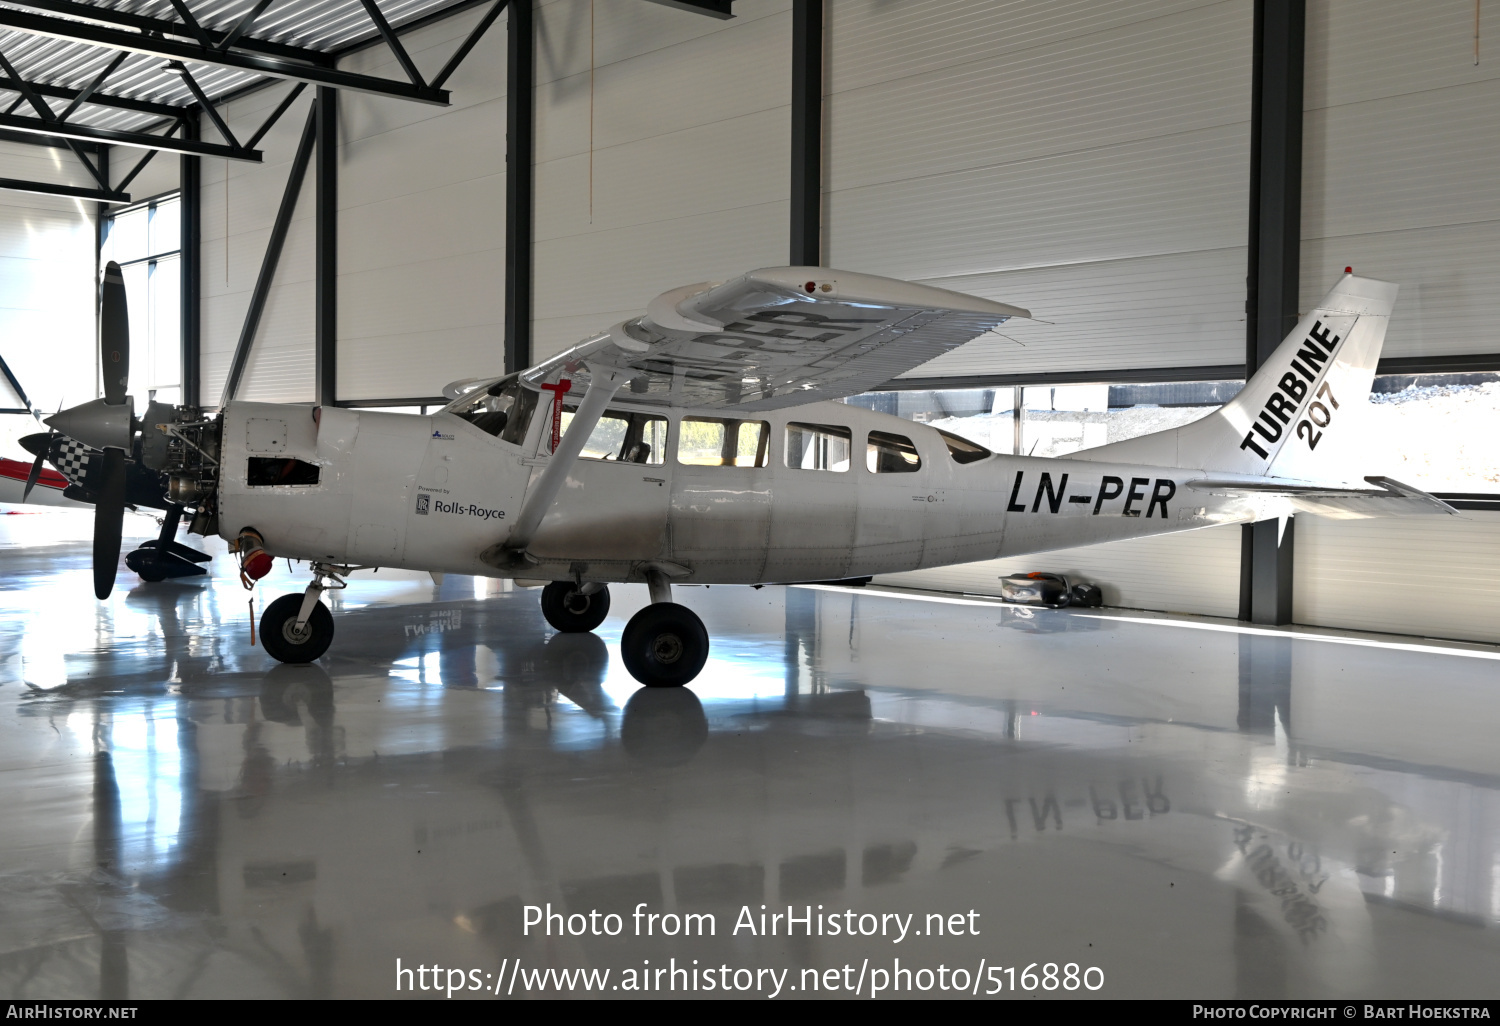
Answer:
[{"left": 43, "top": 260, "right": 136, "bottom": 599}]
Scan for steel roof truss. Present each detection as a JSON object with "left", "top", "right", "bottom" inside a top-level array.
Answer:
[
  {"left": 0, "top": 175, "right": 129, "bottom": 203},
  {"left": 0, "top": 5, "right": 448, "bottom": 103},
  {"left": 3, "top": 0, "right": 335, "bottom": 67},
  {"left": 170, "top": 61, "right": 239, "bottom": 147},
  {"left": 218, "top": 0, "right": 277, "bottom": 53},
  {"left": 57, "top": 50, "right": 126, "bottom": 122},
  {"left": 359, "top": 0, "right": 425, "bottom": 87},
  {"left": 0, "top": 75, "right": 190, "bottom": 118},
  {"left": 244, "top": 81, "right": 306, "bottom": 150},
  {"left": 0, "top": 110, "right": 261, "bottom": 160},
  {"left": 430, "top": 0, "right": 507, "bottom": 90}
]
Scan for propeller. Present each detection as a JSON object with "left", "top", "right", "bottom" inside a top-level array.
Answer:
[
  {"left": 45, "top": 260, "right": 135, "bottom": 599},
  {"left": 21, "top": 442, "right": 46, "bottom": 502},
  {"left": 19, "top": 402, "right": 62, "bottom": 503}
]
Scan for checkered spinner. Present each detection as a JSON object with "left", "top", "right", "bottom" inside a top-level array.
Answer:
[{"left": 49, "top": 436, "right": 98, "bottom": 486}]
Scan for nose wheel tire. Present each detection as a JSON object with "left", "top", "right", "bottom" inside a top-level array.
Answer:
[
  {"left": 620, "top": 602, "right": 709, "bottom": 687},
  {"left": 259, "top": 593, "right": 335, "bottom": 664},
  {"left": 541, "top": 581, "right": 611, "bottom": 633}
]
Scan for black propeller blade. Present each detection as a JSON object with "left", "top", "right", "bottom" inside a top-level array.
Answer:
[
  {"left": 22, "top": 447, "right": 46, "bottom": 502},
  {"left": 94, "top": 447, "right": 126, "bottom": 600},
  {"left": 100, "top": 261, "right": 129, "bottom": 407},
  {"left": 17, "top": 430, "right": 56, "bottom": 504}
]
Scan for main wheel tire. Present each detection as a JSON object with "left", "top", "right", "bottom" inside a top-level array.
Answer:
[
  {"left": 620, "top": 602, "right": 709, "bottom": 687},
  {"left": 540, "top": 581, "right": 611, "bottom": 633},
  {"left": 259, "top": 593, "right": 335, "bottom": 664}
]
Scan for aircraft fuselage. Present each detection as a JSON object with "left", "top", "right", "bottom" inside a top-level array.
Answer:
[{"left": 218, "top": 399, "right": 1274, "bottom": 586}]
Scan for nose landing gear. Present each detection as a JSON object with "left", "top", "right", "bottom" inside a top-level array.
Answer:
[
  {"left": 540, "top": 580, "right": 611, "bottom": 632},
  {"left": 260, "top": 562, "right": 348, "bottom": 663}
]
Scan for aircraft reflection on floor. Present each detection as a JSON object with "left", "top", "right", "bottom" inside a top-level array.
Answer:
[{"left": 2, "top": 524, "right": 1499, "bottom": 998}]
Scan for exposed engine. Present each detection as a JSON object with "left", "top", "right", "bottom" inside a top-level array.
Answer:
[{"left": 137, "top": 400, "right": 223, "bottom": 537}]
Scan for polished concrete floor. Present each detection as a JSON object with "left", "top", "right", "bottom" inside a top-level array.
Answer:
[{"left": 1, "top": 511, "right": 1498, "bottom": 1000}]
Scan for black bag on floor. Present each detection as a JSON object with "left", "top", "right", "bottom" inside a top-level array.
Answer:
[
  {"left": 1069, "top": 583, "right": 1103, "bottom": 608},
  {"left": 1000, "top": 572, "right": 1071, "bottom": 608}
]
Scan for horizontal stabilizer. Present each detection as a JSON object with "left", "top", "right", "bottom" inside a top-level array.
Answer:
[{"left": 1188, "top": 476, "right": 1458, "bottom": 519}]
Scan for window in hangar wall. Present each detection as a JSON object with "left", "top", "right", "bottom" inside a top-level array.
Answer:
[
  {"left": 99, "top": 194, "right": 181, "bottom": 406},
  {"left": 848, "top": 372, "right": 1500, "bottom": 494}
]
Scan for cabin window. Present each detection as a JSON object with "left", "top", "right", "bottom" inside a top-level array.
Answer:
[
  {"left": 677, "top": 418, "right": 770, "bottom": 467},
  {"left": 786, "top": 422, "right": 851, "bottom": 472},
  {"left": 938, "top": 429, "right": 991, "bottom": 464},
  {"left": 559, "top": 407, "right": 668, "bottom": 465},
  {"left": 447, "top": 376, "right": 537, "bottom": 442},
  {"left": 867, "top": 431, "right": 922, "bottom": 473},
  {"left": 247, "top": 456, "right": 320, "bottom": 486}
]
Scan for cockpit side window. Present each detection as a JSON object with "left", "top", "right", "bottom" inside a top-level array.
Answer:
[{"left": 558, "top": 406, "right": 668, "bottom": 465}]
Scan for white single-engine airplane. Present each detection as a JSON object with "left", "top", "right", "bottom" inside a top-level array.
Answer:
[{"left": 29, "top": 264, "right": 1452, "bottom": 686}]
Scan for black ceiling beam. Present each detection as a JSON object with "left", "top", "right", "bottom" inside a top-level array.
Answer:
[
  {"left": 0, "top": 6, "right": 450, "bottom": 104},
  {"left": 0, "top": 75, "right": 189, "bottom": 118},
  {"left": 0, "top": 175, "right": 129, "bottom": 203},
  {"left": 359, "top": 0, "right": 426, "bottom": 87},
  {"left": 207, "top": 0, "right": 495, "bottom": 113},
  {"left": 2, "top": 0, "right": 335, "bottom": 66},
  {"left": 0, "top": 111, "right": 261, "bottom": 160},
  {"left": 0, "top": 126, "right": 100, "bottom": 152},
  {"left": 640, "top": 0, "right": 734, "bottom": 18}
]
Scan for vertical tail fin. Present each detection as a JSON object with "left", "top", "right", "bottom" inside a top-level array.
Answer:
[{"left": 1078, "top": 273, "right": 1398, "bottom": 479}]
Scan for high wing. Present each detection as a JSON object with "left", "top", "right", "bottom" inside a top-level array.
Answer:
[
  {"left": 1187, "top": 476, "right": 1459, "bottom": 519},
  {"left": 518, "top": 266, "right": 1029, "bottom": 412}
]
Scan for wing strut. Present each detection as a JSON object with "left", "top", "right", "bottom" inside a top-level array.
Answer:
[{"left": 501, "top": 366, "right": 633, "bottom": 556}]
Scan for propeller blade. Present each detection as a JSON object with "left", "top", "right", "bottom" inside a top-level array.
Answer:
[
  {"left": 93, "top": 447, "right": 127, "bottom": 600},
  {"left": 21, "top": 447, "right": 46, "bottom": 503},
  {"left": 100, "top": 261, "right": 129, "bottom": 406}
]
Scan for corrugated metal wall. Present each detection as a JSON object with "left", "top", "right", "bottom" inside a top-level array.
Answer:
[
  {"left": 1293, "top": 0, "right": 1500, "bottom": 645},
  {"left": 337, "top": 6, "right": 508, "bottom": 400},
  {"left": 835, "top": 1, "right": 1253, "bottom": 612},
  {"left": 825, "top": 0, "right": 1252, "bottom": 376},
  {"left": 1294, "top": 513, "right": 1500, "bottom": 644},
  {"left": 200, "top": 80, "right": 317, "bottom": 405},
  {"left": 1301, "top": 0, "right": 1500, "bottom": 358},
  {"left": 530, "top": 0, "right": 791, "bottom": 363}
]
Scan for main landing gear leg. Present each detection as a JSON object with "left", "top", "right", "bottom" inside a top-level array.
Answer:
[
  {"left": 620, "top": 569, "right": 709, "bottom": 688},
  {"left": 259, "top": 563, "right": 343, "bottom": 664}
]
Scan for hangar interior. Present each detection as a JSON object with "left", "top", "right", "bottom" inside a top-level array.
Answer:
[{"left": 0, "top": 0, "right": 1498, "bottom": 1001}]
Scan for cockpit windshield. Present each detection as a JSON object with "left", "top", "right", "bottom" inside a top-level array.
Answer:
[{"left": 444, "top": 375, "right": 538, "bottom": 444}]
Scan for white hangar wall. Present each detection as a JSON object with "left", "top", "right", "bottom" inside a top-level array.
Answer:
[
  {"left": 1291, "top": 0, "right": 1500, "bottom": 644},
  {"left": 830, "top": 0, "right": 1253, "bottom": 614},
  {"left": 200, "top": 80, "right": 317, "bottom": 405},
  {"left": 336, "top": 6, "right": 509, "bottom": 400},
  {"left": 199, "top": 0, "right": 791, "bottom": 401},
  {"left": 198, "top": 5, "right": 509, "bottom": 405},
  {"left": 530, "top": 0, "right": 791, "bottom": 363},
  {"left": 0, "top": 142, "right": 98, "bottom": 447}
]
